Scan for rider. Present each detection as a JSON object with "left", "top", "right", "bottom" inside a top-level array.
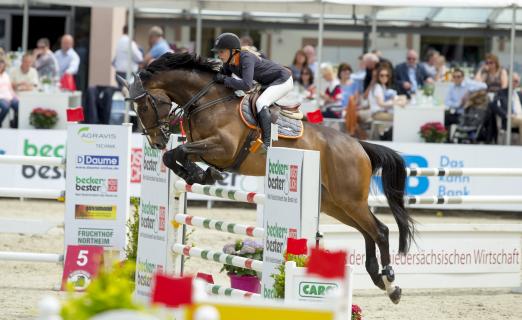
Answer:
[{"left": 212, "top": 33, "right": 293, "bottom": 150}]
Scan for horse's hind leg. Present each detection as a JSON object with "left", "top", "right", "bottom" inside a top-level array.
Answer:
[
  {"left": 321, "top": 191, "right": 385, "bottom": 291},
  {"left": 352, "top": 202, "right": 402, "bottom": 304}
]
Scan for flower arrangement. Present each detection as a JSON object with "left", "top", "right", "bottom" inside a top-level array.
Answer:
[
  {"left": 419, "top": 121, "right": 447, "bottom": 143},
  {"left": 221, "top": 239, "right": 263, "bottom": 277},
  {"left": 29, "top": 107, "right": 58, "bottom": 129},
  {"left": 422, "top": 83, "right": 435, "bottom": 97}
]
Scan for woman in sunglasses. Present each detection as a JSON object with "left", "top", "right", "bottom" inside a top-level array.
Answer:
[
  {"left": 475, "top": 53, "right": 508, "bottom": 93},
  {"left": 369, "top": 64, "right": 396, "bottom": 121}
]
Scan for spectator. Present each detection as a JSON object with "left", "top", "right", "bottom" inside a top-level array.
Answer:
[
  {"left": 33, "top": 38, "right": 59, "bottom": 80},
  {"left": 296, "top": 66, "right": 315, "bottom": 97},
  {"left": 303, "top": 45, "right": 318, "bottom": 76},
  {"left": 362, "top": 53, "right": 379, "bottom": 92},
  {"left": 421, "top": 49, "right": 439, "bottom": 79},
  {"left": 434, "top": 55, "right": 447, "bottom": 81},
  {"left": 113, "top": 25, "right": 143, "bottom": 85},
  {"left": 144, "top": 26, "right": 172, "bottom": 65},
  {"left": 351, "top": 55, "right": 366, "bottom": 94},
  {"left": 475, "top": 53, "right": 508, "bottom": 93},
  {"left": 338, "top": 63, "right": 359, "bottom": 108},
  {"left": 54, "top": 34, "right": 80, "bottom": 78},
  {"left": 0, "top": 58, "right": 18, "bottom": 128},
  {"left": 289, "top": 49, "right": 308, "bottom": 81},
  {"left": 510, "top": 73, "right": 522, "bottom": 144},
  {"left": 369, "top": 63, "right": 396, "bottom": 121},
  {"left": 320, "top": 63, "right": 342, "bottom": 118},
  {"left": 444, "top": 68, "right": 487, "bottom": 128},
  {"left": 394, "top": 49, "right": 432, "bottom": 97},
  {"left": 10, "top": 53, "right": 39, "bottom": 92}
]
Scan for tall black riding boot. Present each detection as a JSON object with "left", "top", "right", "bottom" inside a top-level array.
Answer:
[{"left": 257, "top": 107, "right": 272, "bottom": 149}]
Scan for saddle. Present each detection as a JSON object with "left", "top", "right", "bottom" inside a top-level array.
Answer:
[{"left": 238, "top": 89, "right": 304, "bottom": 139}]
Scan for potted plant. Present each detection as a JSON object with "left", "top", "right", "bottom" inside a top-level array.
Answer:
[
  {"left": 29, "top": 107, "right": 58, "bottom": 129},
  {"left": 419, "top": 121, "right": 447, "bottom": 143},
  {"left": 221, "top": 239, "right": 263, "bottom": 293}
]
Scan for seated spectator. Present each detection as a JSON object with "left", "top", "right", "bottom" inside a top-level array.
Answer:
[
  {"left": 11, "top": 53, "right": 39, "bottom": 92},
  {"left": 0, "top": 58, "right": 18, "bottom": 128},
  {"left": 475, "top": 53, "right": 508, "bottom": 93},
  {"left": 435, "top": 55, "right": 448, "bottom": 82},
  {"left": 296, "top": 66, "right": 315, "bottom": 97},
  {"left": 394, "top": 49, "right": 432, "bottom": 97},
  {"left": 33, "top": 38, "right": 59, "bottom": 80},
  {"left": 362, "top": 52, "right": 393, "bottom": 93},
  {"left": 303, "top": 45, "right": 318, "bottom": 77},
  {"left": 338, "top": 63, "right": 359, "bottom": 108},
  {"left": 289, "top": 49, "right": 308, "bottom": 81},
  {"left": 421, "top": 49, "right": 439, "bottom": 79},
  {"left": 369, "top": 64, "right": 397, "bottom": 121},
  {"left": 510, "top": 73, "right": 522, "bottom": 144},
  {"left": 444, "top": 68, "right": 487, "bottom": 128},
  {"left": 320, "top": 63, "right": 342, "bottom": 118},
  {"left": 351, "top": 55, "right": 366, "bottom": 94}
]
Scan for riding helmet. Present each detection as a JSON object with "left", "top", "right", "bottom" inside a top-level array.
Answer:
[{"left": 212, "top": 33, "right": 241, "bottom": 52}]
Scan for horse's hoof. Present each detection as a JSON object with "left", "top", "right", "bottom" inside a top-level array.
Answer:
[
  {"left": 206, "top": 167, "right": 224, "bottom": 181},
  {"left": 388, "top": 286, "right": 402, "bottom": 304}
]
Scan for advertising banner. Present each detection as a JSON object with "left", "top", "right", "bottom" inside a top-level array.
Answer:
[
  {"left": 261, "top": 148, "right": 320, "bottom": 299},
  {"left": 322, "top": 224, "right": 521, "bottom": 289},
  {"left": 64, "top": 124, "right": 131, "bottom": 252},
  {"left": 134, "top": 137, "right": 180, "bottom": 301},
  {"left": 375, "top": 142, "right": 522, "bottom": 211}
]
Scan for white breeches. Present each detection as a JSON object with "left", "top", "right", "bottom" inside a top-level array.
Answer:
[{"left": 255, "top": 77, "right": 294, "bottom": 112}]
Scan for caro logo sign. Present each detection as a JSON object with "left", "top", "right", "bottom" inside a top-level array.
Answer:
[
  {"left": 298, "top": 282, "right": 339, "bottom": 298},
  {"left": 289, "top": 165, "right": 298, "bottom": 192},
  {"left": 77, "top": 126, "right": 117, "bottom": 144}
]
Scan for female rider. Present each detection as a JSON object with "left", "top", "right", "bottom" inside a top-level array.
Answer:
[{"left": 212, "top": 33, "right": 293, "bottom": 150}]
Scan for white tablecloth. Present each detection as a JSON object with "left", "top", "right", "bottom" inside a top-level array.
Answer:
[
  {"left": 18, "top": 91, "right": 82, "bottom": 129},
  {"left": 392, "top": 105, "right": 445, "bottom": 142}
]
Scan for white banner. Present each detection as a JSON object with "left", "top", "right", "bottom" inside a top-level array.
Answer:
[
  {"left": 322, "top": 224, "right": 521, "bottom": 289},
  {"left": 64, "top": 124, "right": 131, "bottom": 252},
  {"left": 374, "top": 142, "right": 522, "bottom": 211}
]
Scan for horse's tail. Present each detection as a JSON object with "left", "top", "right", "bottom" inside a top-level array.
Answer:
[{"left": 359, "top": 140, "right": 415, "bottom": 254}]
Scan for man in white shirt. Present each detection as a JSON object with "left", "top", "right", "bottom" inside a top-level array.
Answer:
[
  {"left": 113, "top": 25, "right": 143, "bottom": 86},
  {"left": 10, "top": 53, "right": 39, "bottom": 92},
  {"left": 54, "top": 34, "right": 80, "bottom": 77}
]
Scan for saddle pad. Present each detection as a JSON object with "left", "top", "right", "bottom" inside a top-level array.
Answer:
[{"left": 238, "top": 96, "right": 304, "bottom": 139}]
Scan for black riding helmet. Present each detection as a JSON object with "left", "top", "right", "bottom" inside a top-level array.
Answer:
[
  {"left": 211, "top": 33, "right": 241, "bottom": 52},
  {"left": 212, "top": 33, "right": 241, "bottom": 64}
]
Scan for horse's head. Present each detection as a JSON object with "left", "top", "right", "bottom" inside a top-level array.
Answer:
[{"left": 118, "top": 73, "right": 172, "bottom": 149}]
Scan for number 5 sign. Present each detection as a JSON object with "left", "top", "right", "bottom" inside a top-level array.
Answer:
[{"left": 61, "top": 245, "right": 104, "bottom": 291}]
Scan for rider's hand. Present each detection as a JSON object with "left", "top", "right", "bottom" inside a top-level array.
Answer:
[{"left": 213, "top": 73, "right": 226, "bottom": 84}]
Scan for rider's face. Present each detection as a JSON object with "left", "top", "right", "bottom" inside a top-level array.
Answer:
[{"left": 217, "top": 49, "right": 230, "bottom": 63}]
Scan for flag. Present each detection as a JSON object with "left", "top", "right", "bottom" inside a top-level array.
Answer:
[
  {"left": 196, "top": 272, "right": 214, "bottom": 284},
  {"left": 151, "top": 274, "right": 192, "bottom": 307},
  {"left": 306, "top": 248, "right": 347, "bottom": 279},
  {"left": 66, "top": 107, "right": 84, "bottom": 122},
  {"left": 286, "top": 238, "right": 308, "bottom": 256},
  {"left": 307, "top": 109, "right": 323, "bottom": 123}
]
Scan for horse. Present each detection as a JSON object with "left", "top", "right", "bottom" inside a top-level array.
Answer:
[{"left": 118, "top": 52, "right": 415, "bottom": 304}]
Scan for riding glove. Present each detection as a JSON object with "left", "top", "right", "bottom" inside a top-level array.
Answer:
[{"left": 213, "top": 73, "right": 226, "bottom": 84}]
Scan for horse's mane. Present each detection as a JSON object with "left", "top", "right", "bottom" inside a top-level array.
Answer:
[{"left": 141, "top": 52, "right": 220, "bottom": 80}]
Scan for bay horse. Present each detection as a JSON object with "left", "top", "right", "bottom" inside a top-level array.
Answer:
[{"left": 118, "top": 52, "right": 414, "bottom": 304}]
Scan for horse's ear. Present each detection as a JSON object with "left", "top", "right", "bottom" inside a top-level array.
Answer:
[{"left": 116, "top": 74, "right": 129, "bottom": 89}]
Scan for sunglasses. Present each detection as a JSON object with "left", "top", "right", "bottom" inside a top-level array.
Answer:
[
  {"left": 486, "top": 60, "right": 495, "bottom": 65},
  {"left": 379, "top": 73, "right": 390, "bottom": 78}
]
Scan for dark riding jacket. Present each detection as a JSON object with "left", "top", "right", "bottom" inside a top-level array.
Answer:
[{"left": 221, "top": 50, "right": 290, "bottom": 91}]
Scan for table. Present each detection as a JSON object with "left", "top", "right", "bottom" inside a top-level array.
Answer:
[
  {"left": 392, "top": 105, "right": 445, "bottom": 142},
  {"left": 18, "top": 91, "right": 82, "bottom": 129}
]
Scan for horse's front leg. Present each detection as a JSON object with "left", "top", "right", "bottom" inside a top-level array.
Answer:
[{"left": 163, "top": 138, "right": 226, "bottom": 185}]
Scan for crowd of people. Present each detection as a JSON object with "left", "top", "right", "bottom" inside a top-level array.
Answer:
[{"left": 287, "top": 45, "right": 522, "bottom": 144}]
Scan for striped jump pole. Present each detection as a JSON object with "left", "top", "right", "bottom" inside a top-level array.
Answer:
[
  {"left": 0, "top": 155, "right": 65, "bottom": 167},
  {"left": 403, "top": 167, "right": 522, "bottom": 177},
  {"left": 172, "top": 244, "right": 263, "bottom": 273},
  {"left": 205, "top": 283, "right": 262, "bottom": 300},
  {"left": 0, "top": 188, "right": 64, "bottom": 200},
  {"left": 369, "top": 195, "right": 522, "bottom": 205},
  {"left": 174, "top": 181, "right": 265, "bottom": 204},
  {"left": 0, "top": 251, "right": 64, "bottom": 263},
  {"left": 174, "top": 214, "right": 264, "bottom": 238}
]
